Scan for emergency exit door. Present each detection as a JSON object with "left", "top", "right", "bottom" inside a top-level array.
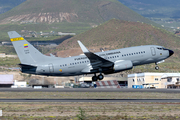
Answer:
[
  {"left": 49, "top": 63, "right": 54, "bottom": 73},
  {"left": 151, "top": 47, "right": 156, "bottom": 56}
]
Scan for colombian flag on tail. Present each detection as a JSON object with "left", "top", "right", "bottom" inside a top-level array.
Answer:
[{"left": 24, "top": 44, "right": 28, "bottom": 48}]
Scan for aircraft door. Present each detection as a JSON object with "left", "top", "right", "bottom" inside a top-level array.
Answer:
[
  {"left": 49, "top": 63, "right": 54, "bottom": 73},
  {"left": 151, "top": 47, "right": 156, "bottom": 56}
]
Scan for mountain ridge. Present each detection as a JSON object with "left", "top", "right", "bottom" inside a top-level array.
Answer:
[
  {"left": 0, "top": 0, "right": 155, "bottom": 25},
  {"left": 0, "top": 0, "right": 25, "bottom": 14}
]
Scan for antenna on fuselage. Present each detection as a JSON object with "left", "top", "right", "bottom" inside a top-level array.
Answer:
[{"left": 100, "top": 48, "right": 104, "bottom": 52}]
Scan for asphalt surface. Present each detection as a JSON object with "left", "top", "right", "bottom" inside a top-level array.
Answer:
[
  {"left": 0, "top": 99, "right": 180, "bottom": 102},
  {"left": 0, "top": 88, "right": 180, "bottom": 93},
  {"left": 1, "top": 88, "right": 180, "bottom": 102}
]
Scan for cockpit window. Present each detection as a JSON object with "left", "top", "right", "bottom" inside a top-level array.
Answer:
[
  {"left": 163, "top": 48, "right": 168, "bottom": 50},
  {"left": 157, "top": 47, "right": 163, "bottom": 50},
  {"left": 157, "top": 47, "right": 168, "bottom": 50}
]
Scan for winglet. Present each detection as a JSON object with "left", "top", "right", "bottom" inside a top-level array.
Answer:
[{"left": 77, "top": 40, "right": 89, "bottom": 53}]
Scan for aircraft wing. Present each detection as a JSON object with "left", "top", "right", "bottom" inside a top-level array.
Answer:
[{"left": 77, "top": 41, "right": 114, "bottom": 68}]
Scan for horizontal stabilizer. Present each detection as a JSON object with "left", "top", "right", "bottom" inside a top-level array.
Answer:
[
  {"left": 18, "top": 64, "right": 37, "bottom": 74},
  {"left": 18, "top": 64, "right": 37, "bottom": 67}
]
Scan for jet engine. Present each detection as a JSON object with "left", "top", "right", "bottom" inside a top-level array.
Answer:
[{"left": 113, "top": 60, "right": 133, "bottom": 72}]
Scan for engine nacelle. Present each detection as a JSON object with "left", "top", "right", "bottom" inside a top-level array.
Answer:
[{"left": 113, "top": 60, "right": 133, "bottom": 72}]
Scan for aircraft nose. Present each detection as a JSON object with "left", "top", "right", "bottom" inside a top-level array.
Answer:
[{"left": 169, "top": 50, "right": 174, "bottom": 57}]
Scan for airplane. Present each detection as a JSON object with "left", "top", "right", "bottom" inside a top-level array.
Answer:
[{"left": 8, "top": 31, "right": 174, "bottom": 81}]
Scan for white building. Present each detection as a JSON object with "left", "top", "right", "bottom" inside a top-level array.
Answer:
[
  {"left": 12, "top": 80, "right": 27, "bottom": 88},
  {"left": 128, "top": 73, "right": 180, "bottom": 88}
]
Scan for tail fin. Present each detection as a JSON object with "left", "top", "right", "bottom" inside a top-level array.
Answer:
[{"left": 8, "top": 31, "right": 47, "bottom": 65}]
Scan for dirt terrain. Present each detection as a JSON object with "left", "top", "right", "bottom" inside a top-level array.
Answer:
[
  {"left": 0, "top": 92, "right": 180, "bottom": 119},
  {"left": 1, "top": 102, "right": 180, "bottom": 119}
]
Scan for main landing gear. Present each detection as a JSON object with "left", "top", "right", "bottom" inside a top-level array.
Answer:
[
  {"left": 92, "top": 73, "right": 104, "bottom": 81},
  {"left": 155, "top": 63, "right": 159, "bottom": 70}
]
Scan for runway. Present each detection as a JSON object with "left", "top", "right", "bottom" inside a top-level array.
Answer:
[
  {"left": 0, "top": 88, "right": 180, "bottom": 102},
  {"left": 0, "top": 99, "right": 180, "bottom": 102},
  {"left": 0, "top": 88, "right": 180, "bottom": 93}
]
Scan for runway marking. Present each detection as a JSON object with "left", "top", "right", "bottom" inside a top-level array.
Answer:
[{"left": 0, "top": 99, "right": 180, "bottom": 102}]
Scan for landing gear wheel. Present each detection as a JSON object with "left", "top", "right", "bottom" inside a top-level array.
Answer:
[
  {"left": 98, "top": 74, "right": 104, "bottom": 80},
  {"left": 92, "top": 76, "right": 98, "bottom": 81},
  {"left": 155, "top": 66, "right": 159, "bottom": 70}
]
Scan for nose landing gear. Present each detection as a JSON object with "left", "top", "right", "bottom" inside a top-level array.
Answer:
[
  {"left": 155, "top": 63, "right": 159, "bottom": 70},
  {"left": 155, "top": 66, "right": 159, "bottom": 70}
]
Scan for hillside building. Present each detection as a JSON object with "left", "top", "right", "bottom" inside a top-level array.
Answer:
[{"left": 128, "top": 73, "right": 180, "bottom": 88}]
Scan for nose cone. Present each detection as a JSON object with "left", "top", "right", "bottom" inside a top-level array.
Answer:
[{"left": 169, "top": 50, "right": 174, "bottom": 57}]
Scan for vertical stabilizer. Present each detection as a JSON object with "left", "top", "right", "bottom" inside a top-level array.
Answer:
[{"left": 8, "top": 31, "right": 46, "bottom": 65}]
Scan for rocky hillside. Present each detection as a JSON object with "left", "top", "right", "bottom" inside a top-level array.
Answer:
[
  {"left": 0, "top": 0, "right": 155, "bottom": 25},
  {"left": 53, "top": 19, "right": 180, "bottom": 72},
  {"left": 55, "top": 19, "right": 180, "bottom": 61}
]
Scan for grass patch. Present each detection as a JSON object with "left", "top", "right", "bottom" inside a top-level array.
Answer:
[
  {"left": 0, "top": 102, "right": 180, "bottom": 119},
  {"left": 0, "top": 92, "right": 180, "bottom": 99}
]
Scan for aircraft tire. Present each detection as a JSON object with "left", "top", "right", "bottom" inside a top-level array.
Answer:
[
  {"left": 155, "top": 66, "right": 159, "bottom": 70},
  {"left": 92, "top": 76, "right": 98, "bottom": 81},
  {"left": 98, "top": 74, "right": 104, "bottom": 80}
]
